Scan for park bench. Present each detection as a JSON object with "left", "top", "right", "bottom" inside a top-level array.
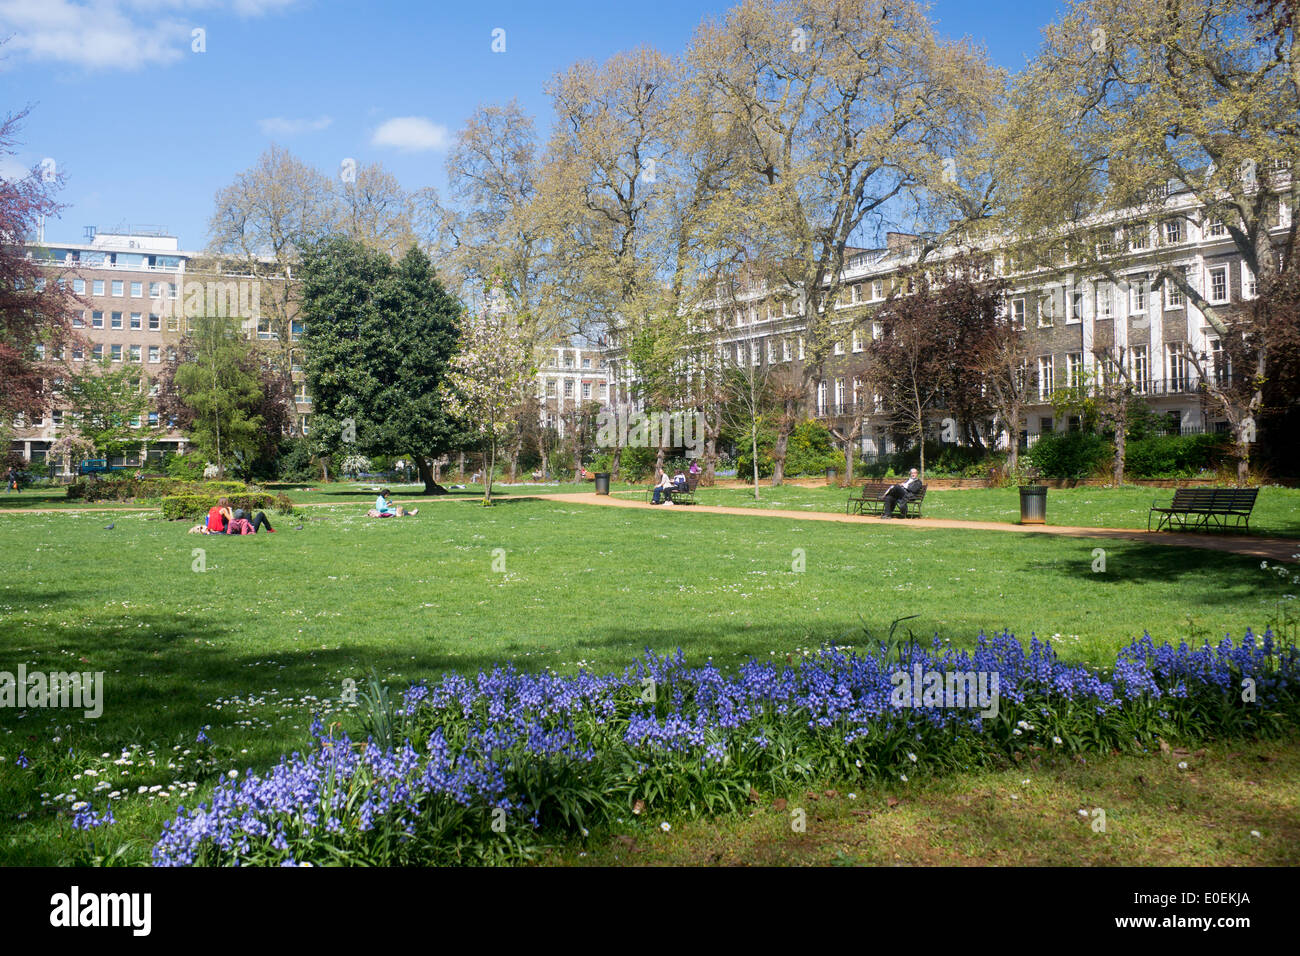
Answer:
[
  {"left": 1148, "top": 487, "right": 1259, "bottom": 533},
  {"left": 846, "top": 481, "right": 928, "bottom": 518},
  {"left": 646, "top": 474, "right": 699, "bottom": 505}
]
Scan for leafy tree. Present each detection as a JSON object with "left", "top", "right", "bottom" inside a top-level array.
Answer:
[
  {"left": 55, "top": 359, "right": 157, "bottom": 459},
  {"left": 442, "top": 309, "right": 539, "bottom": 504},
  {"left": 1, "top": 101, "right": 79, "bottom": 423},
  {"left": 163, "top": 316, "right": 267, "bottom": 478},
  {"left": 299, "top": 237, "right": 466, "bottom": 492}
]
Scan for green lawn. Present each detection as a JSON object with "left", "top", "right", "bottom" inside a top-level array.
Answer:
[
  {"left": 0, "top": 495, "right": 1294, "bottom": 864},
  {"left": 611, "top": 483, "right": 1300, "bottom": 538}
]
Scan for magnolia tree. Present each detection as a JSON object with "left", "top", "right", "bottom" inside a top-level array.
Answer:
[{"left": 442, "top": 310, "right": 537, "bottom": 504}]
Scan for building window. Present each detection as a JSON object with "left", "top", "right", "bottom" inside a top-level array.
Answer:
[
  {"left": 149, "top": 313, "right": 160, "bottom": 330},
  {"left": 93, "top": 279, "right": 105, "bottom": 296},
  {"left": 92, "top": 344, "right": 103, "bottom": 360},
  {"left": 1066, "top": 352, "right": 1083, "bottom": 390},
  {"left": 111, "top": 311, "right": 123, "bottom": 329},
  {"left": 816, "top": 380, "right": 827, "bottom": 414},
  {"left": 1038, "top": 356, "right": 1054, "bottom": 400},
  {"left": 1096, "top": 285, "right": 1112, "bottom": 318},
  {"left": 1130, "top": 345, "right": 1150, "bottom": 393},
  {"left": 563, "top": 380, "right": 573, "bottom": 397},
  {"left": 130, "top": 281, "right": 142, "bottom": 298},
  {"left": 148, "top": 346, "right": 160, "bottom": 363},
  {"left": 582, "top": 382, "right": 591, "bottom": 399},
  {"left": 1130, "top": 277, "right": 1147, "bottom": 313},
  {"left": 599, "top": 383, "right": 607, "bottom": 399},
  {"left": 130, "top": 312, "right": 142, "bottom": 329},
  {"left": 582, "top": 358, "right": 591, "bottom": 369},
  {"left": 1163, "top": 220, "right": 1183, "bottom": 245},
  {"left": 1208, "top": 337, "right": 1230, "bottom": 384},
  {"left": 1208, "top": 266, "right": 1228, "bottom": 303},
  {"left": 129, "top": 344, "right": 141, "bottom": 362},
  {"left": 1205, "top": 217, "right": 1226, "bottom": 237},
  {"left": 1037, "top": 297, "right": 1053, "bottom": 327},
  {"left": 1010, "top": 298, "right": 1026, "bottom": 329},
  {"left": 833, "top": 337, "right": 844, "bottom": 356},
  {"left": 1165, "top": 274, "right": 1184, "bottom": 308},
  {"left": 751, "top": 341, "right": 760, "bottom": 366},
  {"left": 767, "top": 339, "right": 777, "bottom": 363},
  {"left": 871, "top": 279, "right": 884, "bottom": 300},
  {"left": 148, "top": 412, "right": 159, "bottom": 427},
  {"left": 1127, "top": 223, "right": 1149, "bottom": 250},
  {"left": 1068, "top": 290, "right": 1084, "bottom": 324},
  {"left": 73, "top": 311, "right": 85, "bottom": 329},
  {"left": 73, "top": 278, "right": 86, "bottom": 294},
  {"left": 1243, "top": 264, "right": 1258, "bottom": 299},
  {"left": 797, "top": 337, "right": 805, "bottom": 361},
  {"left": 1167, "top": 343, "right": 1189, "bottom": 392},
  {"left": 72, "top": 346, "right": 84, "bottom": 361},
  {"left": 852, "top": 329, "right": 863, "bottom": 352},
  {"left": 782, "top": 339, "right": 791, "bottom": 362},
  {"left": 110, "top": 344, "right": 122, "bottom": 362},
  {"left": 149, "top": 282, "right": 161, "bottom": 298},
  {"left": 52, "top": 409, "right": 63, "bottom": 428},
  {"left": 111, "top": 280, "right": 124, "bottom": 296}
]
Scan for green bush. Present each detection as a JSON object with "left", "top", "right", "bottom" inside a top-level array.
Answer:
[
  {"left": 68, "top": 478, "right": 249, "bottom": 503},
  {"left": 165, "top": 453, "right": 209, "bottom": 481},
  {"left": 1027, "top": 431, "right": 1112, "bottom": 479},
  {"left": 160, "top": 492, "right": 295, "bottom": 521},
  {"left": 1124, "top": 433, "right": 1230, "bottom": 479}
]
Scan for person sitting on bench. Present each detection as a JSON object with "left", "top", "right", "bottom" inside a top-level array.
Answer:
[
  {"left": 881, "top": 469, "right": 922, "bottom": 519},
  {"left": 651, "top": 472, "right": 684, "bottom": 505}
]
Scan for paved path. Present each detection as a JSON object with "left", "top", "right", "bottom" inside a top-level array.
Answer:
[{"left": 528, "top": 492, "right": 1300, "bottom": 562}]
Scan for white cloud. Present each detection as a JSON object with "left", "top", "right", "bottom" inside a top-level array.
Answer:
[
  {"left": 257, "top": 115, "right": 333, "bottom": 136},
  {"left": 0, "top": 155, "right": 33, "bottom": 182},
  {"left": 0, "top": 0, "right": 299, "bottom": 71},
  {"left": 370, "top": 116, "right": 451, "bottom": 153}
]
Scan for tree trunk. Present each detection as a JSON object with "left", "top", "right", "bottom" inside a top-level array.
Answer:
[
  {"left": 416, "top": 455, "right": 448, "bottom": 495},
  {"left": 654, "top": 445, "right": 666, "bottom": 483},
  {"left": 703, "top": 434, "right": 717, "bottom": 487},
  {"left": 611, "top": 444, "right": 622, "bottom": 481},
  {"left": 457, "top": 451, "right": 465, "bottom": 480},
  {"left": 485, "top": 439, "right": 496, "bottom": 503},
  {"left": 843, "top": 435, "right": 855, "bottom": 486},
  {"left": 751, "top": 427, "right": 760, "bottom": 500}
]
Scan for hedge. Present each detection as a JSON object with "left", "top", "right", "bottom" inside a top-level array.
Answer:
[
  {"left": 67, "top": 478, "right": 248, "bottom": 503},
  {"left": 1123, "top": 433, "right": 1230, "bottom": 478},
  {"left": 160, "top": 492, "right": 295, "bottom": 521}
]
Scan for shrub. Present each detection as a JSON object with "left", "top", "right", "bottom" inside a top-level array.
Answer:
[
  {"left": 1124, "top": 433, "right": 1230, "bottom": 479},
  {"left": 166, "top": 453, "right": 209, "bottom": 481},
  {"left": 67, "top": 478, "right": 248, "bottom": 503},
  {"left": 160, "top": 491, "right": 294, "bottom": 521},
  {"left": 1026, "top": 431, "right": 1112, "bottom": 479}
]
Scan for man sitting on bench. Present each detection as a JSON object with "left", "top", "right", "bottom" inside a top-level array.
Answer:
[{"left": 881, "top": 469, "right": 922, "bottom": 519}]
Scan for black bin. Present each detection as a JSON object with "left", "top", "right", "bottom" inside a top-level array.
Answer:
[{"left": 594, "top": 472, "right": 611, "bottom": 495}]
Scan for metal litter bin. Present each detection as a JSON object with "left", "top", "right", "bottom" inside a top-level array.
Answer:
[
  {"left": 594, "top": 472, "right": 611, "bottom": 495},
  {"left": 1019, "top": 483, "right": 1047, "bottom": 524}
]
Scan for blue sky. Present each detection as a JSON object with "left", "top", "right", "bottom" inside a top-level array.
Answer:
[{"left": 1, "top": 0, "right": 1068, "bottom": 249}]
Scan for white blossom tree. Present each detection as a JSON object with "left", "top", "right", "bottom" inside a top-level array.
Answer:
[{"left": 442, "top": 303, "right": 538, "bottom": 504}]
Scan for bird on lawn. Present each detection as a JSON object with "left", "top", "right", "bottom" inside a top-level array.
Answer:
[
  {"left": 294, "top": 524, "right": 304, "bottom": 530},
  {"left": 104, "top": 522, "right": 114, "bottom": 530}
]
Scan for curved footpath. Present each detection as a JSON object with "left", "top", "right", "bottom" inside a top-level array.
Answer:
[
  {"left": 529, "top": 491, "right": 1300, "bottom": 562},
  {"left": 4, "top": 491, "right": 1296, "bottom": 561}
]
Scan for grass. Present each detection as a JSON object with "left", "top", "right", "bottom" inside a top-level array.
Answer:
[
  {"left": 611, "top": 483, "right": 1300, "bottom": 538},
  {"left": 0, "top": 494, "right": 1296, "bottom": 864},
  {"left": 547, "top": 735, "right": 1300, "bottom": 866}
]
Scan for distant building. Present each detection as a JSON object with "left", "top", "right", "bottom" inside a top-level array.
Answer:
[{"left": 14, "top": 226, "right": 310, "bottom": 473}]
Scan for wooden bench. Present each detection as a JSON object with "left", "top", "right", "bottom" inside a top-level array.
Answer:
[
  {"left": 646, "top": 474, "right": 699, "bottom": 505},
  {"left": 846, "top": 481, "right": 927, "bottom": 517},
  {"left": 1148, "top": 487, "right": 1259, "bottom": 533}
]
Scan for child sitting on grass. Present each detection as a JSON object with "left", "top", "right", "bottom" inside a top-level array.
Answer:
[{"left": 367, "top": 489, "right": 418, "bottom": 518}]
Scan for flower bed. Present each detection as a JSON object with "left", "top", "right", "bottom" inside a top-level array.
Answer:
[{"left": 134, "top": 630, "right": 1296, "bottom": 866}]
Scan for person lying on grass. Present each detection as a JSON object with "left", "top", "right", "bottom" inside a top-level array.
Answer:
[
  {"left": 189, "top": 503, "right": 276, "bottom": 534},
  {"left": 367, "top": 489, "right": 418, "bottom": 518}
]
